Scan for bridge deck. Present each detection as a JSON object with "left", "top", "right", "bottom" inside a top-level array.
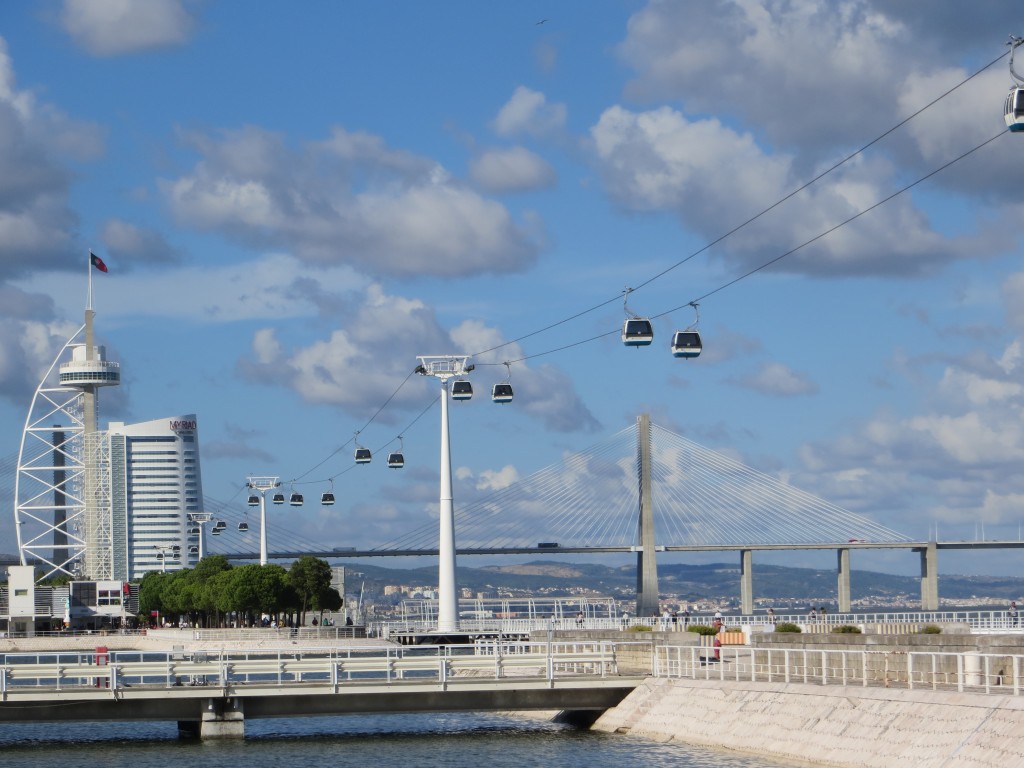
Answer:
[{"left": 0, "top": 642, "right": 643, "bottom": 728}]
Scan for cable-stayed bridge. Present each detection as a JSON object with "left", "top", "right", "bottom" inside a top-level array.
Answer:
[
  {"left": 376, "top": 417, "right": 909, "bottom": 552},
  {"left": 214, "top": 415, "right": 1006, "bottom": 615}
]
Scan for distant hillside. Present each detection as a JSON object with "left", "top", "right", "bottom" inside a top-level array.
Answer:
[{"left": 338, "top": 560, "right": 1024, "bottom": 605}]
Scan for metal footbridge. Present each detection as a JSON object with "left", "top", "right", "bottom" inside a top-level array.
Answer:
[{"left": 0, "top": 641, "right": 643, "bottom": 738}]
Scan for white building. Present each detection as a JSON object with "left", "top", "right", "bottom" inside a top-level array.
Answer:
[{"left": 107, "top": 415, "right": 205, "bottom": 579}]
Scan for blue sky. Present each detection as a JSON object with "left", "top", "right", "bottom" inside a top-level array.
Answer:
[{"left": 3, "top": 1, "right": 1024, "bottom": 583}]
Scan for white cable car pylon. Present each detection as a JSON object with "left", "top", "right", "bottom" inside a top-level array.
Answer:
[
  {"left": 1005, "top": 35, "right": 1024, "bottom": 132},
  {"left": 671, "top": 302, "right": 703, "bottom": 359},
  {"left": 621, "top": 287, "right": 653, "bottom": 347}
]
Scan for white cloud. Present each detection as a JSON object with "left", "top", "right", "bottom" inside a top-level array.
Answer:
[
  {"left": 59, "top": 0, "right": 197, "bottom": 56},
  {"left": 0, "top": 38, "right": 102, "bottom": 274},
  {"left": 236, "top": 284, "right": 599, "bottom": 432},
  {"left": 14, "top": 252, "right": 368, "bottom": 323},
  {"left": 795, "top": 307, "right": 1024, "bottom": 531},
  {"left": 492, "top": 86, "right": 567, "bottom": 137},
  {"left": 470, "top": 146, "right": 557, "bottom": 193},
  {"left": 101, "top": 219, "right": 180, "bottom": 265},
  {"left": 731, "top": 361, "right": 818, "bottom": 397},
  {"left": 476, "top": 465, "right": 520, "bottom": 492},
  {"left": 160, "top": 126, "right": 542, "bottom": 278},
  {"left": 589, "top": 104, "right": 981, "bottom": 277}
]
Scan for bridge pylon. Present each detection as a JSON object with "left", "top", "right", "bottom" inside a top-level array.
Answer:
[{"left": 635, "top": 414, "right": 659, "bottom": 617}]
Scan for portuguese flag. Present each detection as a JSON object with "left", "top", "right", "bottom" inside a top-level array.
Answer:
[{"left": 90, "top": 251, "right": 108, "bottom": 273}]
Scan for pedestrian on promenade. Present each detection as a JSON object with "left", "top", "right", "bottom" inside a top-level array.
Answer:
[
  {"left": 683, "top": 607, "right": 691, "bottom": 629},
  {"left": 809, "top": 607, "right": 817, "bottom": 622},
  {"left": 767, "top": 607, "right": 776, "bottom": 626},
  {"left": 712, "top": 615, "right": 723, "bottom": 662},
  {"left": 1010, "top": 601, "right": 1019, "bottom": 628}
]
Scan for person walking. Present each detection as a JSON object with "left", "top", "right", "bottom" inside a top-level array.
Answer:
[{"left": 1010, "top": 601, "right": 1019, "bottom": 628}]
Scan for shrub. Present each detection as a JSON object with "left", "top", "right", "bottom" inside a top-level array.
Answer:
[
  {"left": 627, "top": 624, "right": 652, "bottom": 632},
  {"left": 831, "top": 624, "right": 862, "bottom": 634},
  {"left": 918, "top": 624, "right": 942, "bottom": 634},
  {"left": 687, "top": 624, "right": 719, "bottom": 636},
  {"left": 775, "top": 622, "right": 802, "bottom": 633}
]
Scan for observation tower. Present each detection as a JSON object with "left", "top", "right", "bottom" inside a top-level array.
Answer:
[{"left": 14, "top": 254, "right": 120, "bottom": 580}]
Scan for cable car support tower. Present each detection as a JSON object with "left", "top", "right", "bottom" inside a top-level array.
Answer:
[{"left": 415, "top": 355, "right": 475, "bottom": 634}]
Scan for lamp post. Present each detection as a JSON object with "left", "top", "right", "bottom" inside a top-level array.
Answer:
[
  {"left": 415, "top": 356, "right": 474, "bottom": 634},
  {"left": 246, "top": 476, "right": 280, "bottom": 565}
]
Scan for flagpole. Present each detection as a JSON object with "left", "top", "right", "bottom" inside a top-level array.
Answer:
[{"left": 87, "top": 249, "right": 93, "bottom": 311}]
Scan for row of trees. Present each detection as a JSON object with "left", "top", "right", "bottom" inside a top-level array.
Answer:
[{"left": 138, "top": 555, "right": 342, "bottom": 628}]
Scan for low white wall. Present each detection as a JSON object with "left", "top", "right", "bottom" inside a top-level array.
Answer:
[{"left": 592, "top": 677, "right": 1024, "bottom": 767}]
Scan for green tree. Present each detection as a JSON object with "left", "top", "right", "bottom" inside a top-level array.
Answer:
[
  {"left": 288, "top": 556, "right": 333, "bottom": 623},
  {"left": 222, "top": 564, "right": 290, "bottom": 624},
  {"left": 138, "top": 570, "right": 173, "bottom": 619},
  {"left": 192, "top": 555, "right": 232, "bottom": 626}
]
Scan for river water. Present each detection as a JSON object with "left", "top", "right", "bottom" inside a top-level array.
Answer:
[{"left": 0, "top": 711, "right": 800, "bottom": 767}]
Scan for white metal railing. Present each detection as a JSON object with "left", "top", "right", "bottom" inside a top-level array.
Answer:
[
  {"left": 0, "top": 641, "right": 621, "bottom": 698},
  {"left": 372, "top": 610, "right": 1024, "bottom": 638},
  {"left": 653, "top": 644, "right": 1024, "bottom": 696}
]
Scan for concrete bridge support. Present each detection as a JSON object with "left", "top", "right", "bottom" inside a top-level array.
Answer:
[
  {"left": 635, "top": 414, "right": 660, "bottom": 617},
  {"left": 837, "top": 548, "right": 851, "bottom": 613},
  {"left": 740, "top": 549, "right": 753, "bottom": 615},
  {"left": 198, "top": 697, "right": 244, "bottom": 739},
  {"left": 919, "top": 541, "right": 939, "bottom": 611}
]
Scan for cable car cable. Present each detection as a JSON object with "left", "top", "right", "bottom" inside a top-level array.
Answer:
[
  {"left": 468, "top": 47, "right": 1010, "bottom": 362},
  {"left": 276, "top": 47, "right": 1009, "bottom": 490},
  {"left": 500, "top": 129, "right": 1007, "bottom": 365}
]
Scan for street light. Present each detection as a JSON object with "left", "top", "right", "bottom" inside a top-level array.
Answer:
[
  {"left": 415, "top": 355, "right": 474, "bottom": 634},
  {"left": 246, "top": 476, "right": 280, "bottom": 565}
]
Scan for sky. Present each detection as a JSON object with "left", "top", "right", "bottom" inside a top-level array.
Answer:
[{"left": 3, "top": 0, "right": 1024, "bottom": 584}]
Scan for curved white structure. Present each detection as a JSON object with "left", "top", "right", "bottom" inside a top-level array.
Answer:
[{"left": 14, "top": 318, "right": 120, "bottom": 580}]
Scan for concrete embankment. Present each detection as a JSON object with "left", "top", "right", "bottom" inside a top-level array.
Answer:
[{"left": 591, "top": 677, "right": 1024, "bottom": 767}]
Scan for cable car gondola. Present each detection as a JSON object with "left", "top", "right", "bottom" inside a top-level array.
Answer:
[
  {"left": 238, "top": 521, "right": 249, "bottom": 532},
  {"left": 1006, "top": 87, "right": 1024, "bottom": 131},
  {"left": 491, "top": 382, "right": 513, "bottom": 403},
  {"left": 492, "top": 362, "right": 514, "bottom": 403},
  {"left": 247, "top": 494, "right": 259, "bottom": 507},
  {"left": 621, "top": 288, "right": 653, "bottom": 347},
  {"left": 671, "top": 330, "right": 702, "bottom": 358},
  {"left": 188, "top": 525, "right": 200, "bottom": 535},
  {"left": 671, "top": 303, "right": 703, "bottom": 359},
  {"left": 387, "top": 451, "right": 405, "bottom": 468},
  {"left": 1007, "top": 36, "right": 1024, "bottom": 132},
  {"left": 211, "top": 527, "right": 221, "bottom": 536},
  {"left": 189, "top": 545, "right": 199, "bottom": 555},
  {"left": 290, "top": 491, "right": 304, "bottom": 506},
  {"left": 451, "top": 380, "right": 473, "bottom": 400},
  {"left": 213, "top": 520, "right": 227, "bottom": 531},
  {"left": 622, "top": 318, "right": 654, "bottom": 346},
  {"left": 354, "top": 447, "right": 372, "bottom": 464},
  {"left": 321, "top": 489, "right": 335, "bottom": 506},
  {"left": 272, "top": 492, "right": 285, "bottom": 504}
]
